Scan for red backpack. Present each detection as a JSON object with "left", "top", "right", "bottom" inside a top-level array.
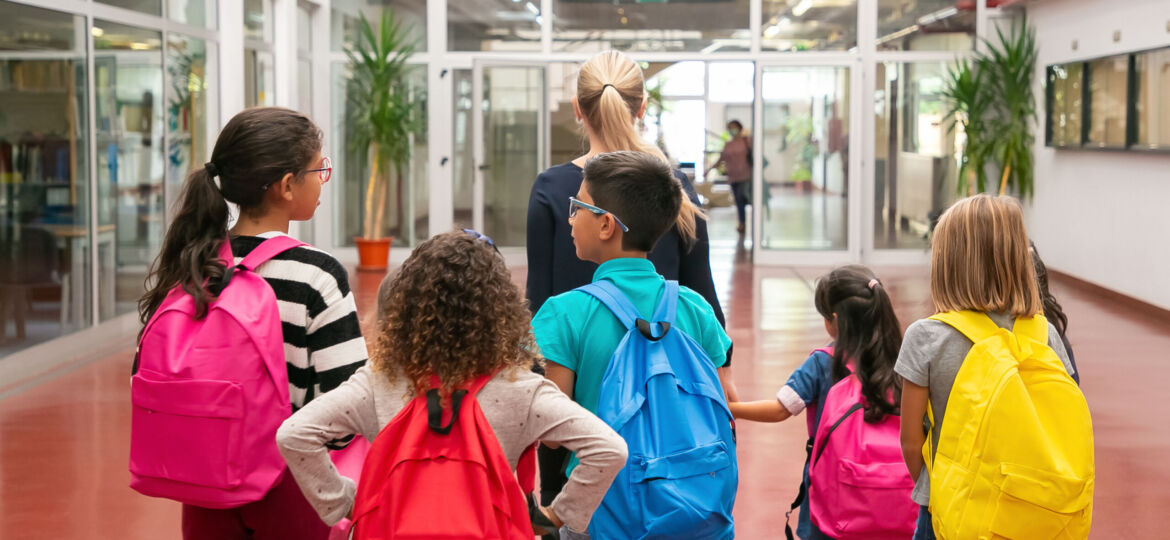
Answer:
[{"left": 352, "top": 373, "right": 536, "bottom": 539}]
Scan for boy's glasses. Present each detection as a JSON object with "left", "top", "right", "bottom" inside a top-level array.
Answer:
[
  {"left": 568, "top": 197, "right": 630, "bottom": 232},
  {"left": 462, "top": 228, "right": 501, "bottom": 255},
  {"left": 305, "top": 157, "right": 332, "bottom": 184}
]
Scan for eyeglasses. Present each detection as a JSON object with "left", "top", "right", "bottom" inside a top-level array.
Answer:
[
  {"left": 305, "top": 157, "right": 332, "bottom": 184},
  {"left": 462, "top": 228, "right": 501, "bottom": 255},
  {"left": 569, "top": 197, "right": 629, "bottom": 232}
]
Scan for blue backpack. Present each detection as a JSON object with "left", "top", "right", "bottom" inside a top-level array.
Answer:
[{"left": 578, "top": 280, "right": 738, "bottom": 540}]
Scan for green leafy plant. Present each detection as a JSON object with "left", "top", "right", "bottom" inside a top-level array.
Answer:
[
  {"left": 942, "top": 15, "right": 1037, "bottom": 199},
  {"left": 345, "top": 11, "right": 420, "bottom": 240}
]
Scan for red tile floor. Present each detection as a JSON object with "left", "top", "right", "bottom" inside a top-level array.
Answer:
[{"left": 1, "top": 245, "right": 1166, "bottom": 539}]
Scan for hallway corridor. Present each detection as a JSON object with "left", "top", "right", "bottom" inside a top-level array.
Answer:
[{"left": 1, "top": 248, "right": 1166, "bottom": 539}]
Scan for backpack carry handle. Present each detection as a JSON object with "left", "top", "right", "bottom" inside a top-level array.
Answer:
[
  {"left": 426, "top": 389, "right": 468, "bottom": 435},
  {"left": 635, "top": 319, "right": 672, "bottom": 341}
]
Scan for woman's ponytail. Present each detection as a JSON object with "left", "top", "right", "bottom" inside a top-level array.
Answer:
[{"left": 577, "top": 51, "right": 704, "bottom": 245}]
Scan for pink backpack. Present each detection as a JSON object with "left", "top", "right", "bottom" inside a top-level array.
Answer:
[
  {"left": 808, "top": 374, "right": 916, "bottom": 539},
  {"left": 129, "top": 235, "right": 304, "bottom": 509}
]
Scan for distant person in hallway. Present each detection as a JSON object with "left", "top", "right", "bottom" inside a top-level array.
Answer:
[
  {"left": 728, "top": 265, "right": 908, "bottom": 540},
  {"left": 525, "top": 50, "right": 736, "bottom": 517},
  {"left": 136, "top": 107, "right": 367, "bottom": 540},
  {"left": 897, "top": 195, "right": 1085, "bottom": 540},
  {"left": 277, "top": 231, "right": 625, "bottom": 539},
  {"left": 1031, "top": 240, "right": 1079, "bottom": 383},
  {"left": 705, "top": 119, "right": 752, "bottom": 235}
]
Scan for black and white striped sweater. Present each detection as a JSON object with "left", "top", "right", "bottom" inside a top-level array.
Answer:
[{"left": 231, "top": 232, "right": 367, "bottom": 411}]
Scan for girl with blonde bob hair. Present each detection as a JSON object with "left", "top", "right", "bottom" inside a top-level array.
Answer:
[
  {"left": 892, "top": 194, "right": 1076, "bottom": 539},
  {"left": 525, "top": 50, "right": 733, "bottom": 522}
]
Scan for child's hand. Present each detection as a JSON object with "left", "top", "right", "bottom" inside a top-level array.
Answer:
[
  {"left": 729, "top": 399, "right": 792, "bottom": 423},
  {"left": 540, "top": 505, "right": 565, "bottom": 529}
]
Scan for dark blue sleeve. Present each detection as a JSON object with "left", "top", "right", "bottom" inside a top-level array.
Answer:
[
  {"left": 785, "top": 351, "right": 832, "bottom": 405},
  {"left": 526, "top": 173, "right": 556, "bottom": 315},
  {"left": 675, "top": 171, "right": 726, "bottom": 328}
]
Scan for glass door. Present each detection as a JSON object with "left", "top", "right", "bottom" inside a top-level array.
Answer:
[
  {"left": 753, "top": 61, "right": 860, "bottom": 265},
  {"left": 472, "top": 60, "right": 547, "bottom": 247}
]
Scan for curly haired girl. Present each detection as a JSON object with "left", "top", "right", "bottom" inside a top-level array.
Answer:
[{"left": 276, "top": 230, "right": 627, "bottom": 538}]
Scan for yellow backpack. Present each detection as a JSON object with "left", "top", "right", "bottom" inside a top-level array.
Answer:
[{"left": 924, "top": 311, "right": 1094, "bottom": 540}]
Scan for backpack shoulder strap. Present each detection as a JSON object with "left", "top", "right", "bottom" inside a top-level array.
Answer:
[
  {"left": 578, "top": 280, "right": 640, "bottom": 330},
  {"left": 239, "top": 235, "right": 307, "bottom": 271},
  {"left": 1012, "top": 313, "right": 1049, "bottom": 344},
  {"left": 650, "top": 280, "right": 679, "bottom": 325},
  {"left": 928, "top": 310, "right": 1002, "bottom": 344}
]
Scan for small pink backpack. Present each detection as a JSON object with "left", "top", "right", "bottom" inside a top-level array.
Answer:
[
  {"left": 129, "top": 235, "right": 303, "bottom": 509},
  {"left": 808, "top": 373, "right": 916, "bottom": 539}
]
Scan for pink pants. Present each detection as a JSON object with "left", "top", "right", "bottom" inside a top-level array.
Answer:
[{"left": 181, "top": 469, "right": 330, "bottom": 540}]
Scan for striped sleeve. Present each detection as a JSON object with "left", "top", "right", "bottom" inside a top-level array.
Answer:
[{"left": 302, "top": 248, "right": 367, "bottom": 397}]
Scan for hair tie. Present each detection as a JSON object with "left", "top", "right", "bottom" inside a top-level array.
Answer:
[
  {"left": 868, "top": 279, "right": 880, "bottom": 290},
  {"left": 204, "top": 161, "right": 220, "bottom": 178},
  {"left": 601, "top": 83, "right": 616, "bottom": 92}
]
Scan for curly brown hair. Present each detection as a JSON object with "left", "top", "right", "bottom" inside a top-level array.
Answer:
[{"left": 371, "top": 230, "right": 540, "bottom": 398}]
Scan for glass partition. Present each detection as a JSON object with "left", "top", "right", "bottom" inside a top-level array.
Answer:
[
  {"left": 877, "top": 0, "right": 974, "bottom": 52},
  {"left": 1135, "top": 48, "right": 1170, "bottom": 150},
  {"left": 0, "top": 1, "right": 92, "bottom": 356},
  {"left": 554, "top": 0, "right": 750, "bottom": 53},
  {"left": 1047, "top": 63, "right": 1084, "bottom": 147},
  {"left": 165, "top": 34, "right": 211, "bottom": 218},
  {"left": 480, "top": 65, "right": 544, "bottom": 246},
  {"left": 449, "top": 0, "right": 541, "bottom": 52},
  {"left": 1087, "top": 55, "right": 1128, "bottom": 149},
  {"left": 759, "top": 66, "right": 850, "bottom": 251},
  {"left": 761, "top": 0, "right": 858, "bottom": 52},
  {"left": 332, "top": 63, "right": 428, "bottom": 247},
  {"left": 93, "top": 20, "right": 164, "bottom": 322},
  {"left": 874, "top": 62, "right": 959, "bottom": 251}
]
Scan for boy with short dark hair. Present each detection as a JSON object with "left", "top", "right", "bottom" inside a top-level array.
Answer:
[{"left": 532, "top": 151, "right": 734, "bottom": 536}]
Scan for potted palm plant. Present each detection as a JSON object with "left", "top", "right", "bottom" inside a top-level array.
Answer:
[
  {"left": 943, "top": 15, "right": 1037, "bottom": 199},
  {"left": 345, "top": 10, "right": 419, "bottom": 270}
]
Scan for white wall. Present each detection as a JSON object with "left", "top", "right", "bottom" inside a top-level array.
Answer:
[{"left": 1027, "top": 0, "right": 1170, "bottom": 310}]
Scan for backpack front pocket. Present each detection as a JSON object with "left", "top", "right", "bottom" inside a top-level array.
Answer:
[
  {"left": 988, "top": 462, "right": 1092, "bottom": 539},
  {"left": 129, "top": 375, "right": 245, "bottom": 490}
]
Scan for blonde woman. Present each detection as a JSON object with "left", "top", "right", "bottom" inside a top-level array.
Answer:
[{"left": 524, "top": 50, "right": 735, "bottom": 519}]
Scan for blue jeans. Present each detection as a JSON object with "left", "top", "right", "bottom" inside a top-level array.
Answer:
[
  {"left": 730, "top": 181, "right": 750, "bottom": 225},
  {"left": 912, "top": 506, "right": 936, "bottom": 540}
]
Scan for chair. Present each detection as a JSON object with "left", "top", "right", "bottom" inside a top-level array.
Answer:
[{"left": 0, "top": 226, "right": 62, "bottom": 341}]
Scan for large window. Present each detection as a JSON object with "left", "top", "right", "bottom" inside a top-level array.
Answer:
[
  {"left": 874, "top": 62, "right": 959, "bottom": 251},
  {"left": 331, "top": 0, "right": 425, "bottom": 53},
  {"left": 554, "top": 0, "right": 750, "bottom": 53},
  {"left": 1087, "top": 56, "right": 1128, "bottom": 149},
  {"left": 761, "top": 0, "right": 858, "bottom": 52},
  {"left": 332, "top": 63, "right": 428, "bottom": 248},
  {"left": 1135, "top": 49, "right": 1170, "bottom": 150},
  {"left": 94, "top": 20, "right": 164, "bottom": 322},
  {"left": 449, "top": 0, "right": 541, "bottom": 52},
  {"left": 1045, "top": 47, "right": 1170, "bottom": 152},
  {"left": 877, "top": 0, "right": 975, "bottom": 52},
  {"left": 0, "top": 1, "right": 92, "bottom": 356},
  {"left": 1046, "top": 63, "right": 1083, "bottom": 148},
  {"left": 166, "top": 33, "right": 211, "bottom": 216},
  {"left": 245, "top": 0, "right": 274, "bottom": 107}
]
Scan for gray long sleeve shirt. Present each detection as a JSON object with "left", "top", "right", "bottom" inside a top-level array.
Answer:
[{"left": 276, "top": 365, "right": 628, "bottom": 532}]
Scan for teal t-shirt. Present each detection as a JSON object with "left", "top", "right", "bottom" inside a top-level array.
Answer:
[{"left": 531, "top": 258, "right": 731, "bottom": 470}]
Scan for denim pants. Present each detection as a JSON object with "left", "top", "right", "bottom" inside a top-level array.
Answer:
[
  {"left": 912, "top": 505, "right": 937, "bottom": 540},
  {"left": 730, "top": 181, "right": 750, "bottom": 225}
]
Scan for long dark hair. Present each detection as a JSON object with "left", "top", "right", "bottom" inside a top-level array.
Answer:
[
  {"left": 138, "top": 107, "right": 323, "bottom": 326},
  {"left": 1030, "top": 241, "right": 1068, "bottom": 336},
  {"left": 814, "top": 265, "right": 904, "bottom": 423}
]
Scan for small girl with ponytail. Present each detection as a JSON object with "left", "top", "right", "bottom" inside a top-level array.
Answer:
[
  {"left": 730, "top": 265, "right": 904, "bottom": 540},
  {"left": 139, "top": 107, "right": 367, "bottom": 539}
]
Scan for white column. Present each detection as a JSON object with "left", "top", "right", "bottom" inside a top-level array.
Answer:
[
  {"left": 273, "top": 0, "right": 297, "bottom": 108},
  {"left": 427, "top": 0, "right": 453, "bottom": 237}
]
